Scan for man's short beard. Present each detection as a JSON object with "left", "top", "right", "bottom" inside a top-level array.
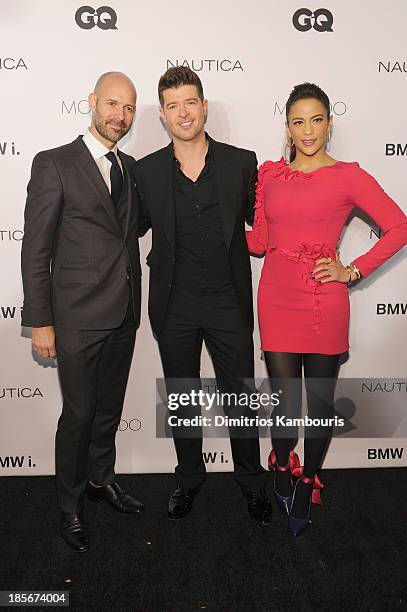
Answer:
[{"left": 94, "top": 114, "right": 129, "bottom": 143}]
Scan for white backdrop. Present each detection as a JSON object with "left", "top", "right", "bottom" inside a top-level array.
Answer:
[{"left": 1, "top": 0, "right": 406, "bottom": 476}]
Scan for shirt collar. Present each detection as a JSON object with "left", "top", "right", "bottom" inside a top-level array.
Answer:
[
  {"left": 82, "top": 128, "right": 119, "bottom": 161},
  {"left": 172, "top": 132, "right": 212, "bottom": 163},
  {"left": 206, "top": 134, "right": 213, "bottom": 159}
]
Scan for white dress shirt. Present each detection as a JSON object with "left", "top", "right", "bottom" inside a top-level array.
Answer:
[{"left": 82, "top": 128, "right": 123, "bottom": 194}]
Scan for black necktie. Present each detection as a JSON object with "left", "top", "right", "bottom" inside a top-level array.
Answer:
[{"left": 105, "top": 151, "right": 123, "bottom": 207}]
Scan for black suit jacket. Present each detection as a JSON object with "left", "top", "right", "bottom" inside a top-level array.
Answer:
[
  {"left": 21, "top": 136, "right": 142, "bottom": 330},
  {"left": 135, "top": 136, "right": 257, "bottom": 336}
]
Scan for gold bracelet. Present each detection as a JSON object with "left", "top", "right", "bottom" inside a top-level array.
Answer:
[
  {"left": 350, "top": 262, "right": 361, "bottom": 280},
  {"left": 346, "top": 262, "right": 361, "bottom": 286}
]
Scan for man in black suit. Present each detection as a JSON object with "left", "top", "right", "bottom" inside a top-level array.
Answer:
[
  {"left": 21, "top": 72, "right": 144, "bottom": 553},
  {"left": 136, "top": 67, "right": 271, "bottom": 524}
]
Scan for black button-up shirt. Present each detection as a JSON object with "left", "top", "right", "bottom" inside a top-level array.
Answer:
[{"left": 172, "top": 139, "right": 233, "bottom": 296}]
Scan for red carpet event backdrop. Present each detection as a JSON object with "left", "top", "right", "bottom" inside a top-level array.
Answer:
[{"left": 1, "top": 0, "right": 406, "bottom": 475}]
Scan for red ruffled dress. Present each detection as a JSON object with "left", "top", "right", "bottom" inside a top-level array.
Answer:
[{"left": 246, "top": 158, "right": 407, "bottom": 354}]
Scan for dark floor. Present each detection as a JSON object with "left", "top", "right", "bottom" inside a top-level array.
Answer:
[{"left": 1, "top": 469, "right": 407, "bottom": 612}]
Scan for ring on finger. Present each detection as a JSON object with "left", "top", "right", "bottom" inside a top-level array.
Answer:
[{"left": 326, "top": 257, "right": 332, "bottom": 264}]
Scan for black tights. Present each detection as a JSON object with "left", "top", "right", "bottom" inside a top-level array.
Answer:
[{"left": 264, "top": 352, "right": 340, "bottom": 516}]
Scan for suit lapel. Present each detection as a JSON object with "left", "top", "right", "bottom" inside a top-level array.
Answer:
[
  {"left": 72, "top": 137, "right": 122, "bottom": 237},
  {"left": 161, "top": 143, "right": 176, "bottom": 251},
  {"left": 212, "top": 139, "right": 236, "bottom": 251},
  {"left": 118, "top": 150, "right": 134, "bottom": 238}
]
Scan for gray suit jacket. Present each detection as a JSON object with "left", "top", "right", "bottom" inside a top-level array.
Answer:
[{"left": 21, "top": 136, "right": 141, "bottom": 330}]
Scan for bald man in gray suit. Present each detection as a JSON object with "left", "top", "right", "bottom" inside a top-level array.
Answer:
[{"left": 22, "top": 72, "right": 144, "bottom": 553}]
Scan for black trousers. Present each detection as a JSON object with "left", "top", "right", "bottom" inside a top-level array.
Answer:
[
  {"left": 55, "top": 297, "right": 136, "bottom": 513},
  {"left": 157, "top": 287, "right": 267, "bottom": 495}
]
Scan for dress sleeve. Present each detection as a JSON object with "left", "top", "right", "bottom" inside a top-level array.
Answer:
[
  {"left": 346, "top": 164, "right": 407, "bottom": 277},
  {"left": 245, "top": 161, "right": 272, "bottom": 256}
]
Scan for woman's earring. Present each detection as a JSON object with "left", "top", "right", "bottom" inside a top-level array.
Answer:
[
  {"left": 326, "top": 129, "right": 332, "bottom": 150},
  {"left": 284, "top": 135, "right": 294, "bottom": 161}
]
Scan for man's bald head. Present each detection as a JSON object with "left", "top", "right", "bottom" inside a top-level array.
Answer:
[
  {"left": 88, "top": 71, "right": 137, "bottom": 148},
  {"left": 93, "top": 71, "right": 137, "bottom": 101}
]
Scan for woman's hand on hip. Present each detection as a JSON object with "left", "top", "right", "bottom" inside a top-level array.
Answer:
[{"left": 312, "top": 253, "right": 350, "bottom": 284}]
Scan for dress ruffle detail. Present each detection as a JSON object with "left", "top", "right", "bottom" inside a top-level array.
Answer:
[
  {"left": 271, "top": 157, "right": 314, "bottom": 182},
  {"left": 247, "top": 159, "right": 314, "bottom": 255},
  {"left": 278, "top": 242, "right": 335, "bottom": 336},
  {"left": 247, "top": 161, "right": 275, "bottom": 254}
]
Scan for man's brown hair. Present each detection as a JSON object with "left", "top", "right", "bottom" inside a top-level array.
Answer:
[{"left": 158, "top": 66, "right": 204, "bottom": 106}]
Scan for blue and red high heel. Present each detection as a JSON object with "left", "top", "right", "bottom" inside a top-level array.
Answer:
[
  {"left": 288, "top": 470, "right": 324, "bottom": 537},
  {"left": 268, "top": 449, "right": 299, "bottom": 516}
]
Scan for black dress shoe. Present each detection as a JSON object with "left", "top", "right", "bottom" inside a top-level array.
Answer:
[
  {"left": 86, "top": 481, "right": 144, "bottom": 514},
  {"left": 60, "top": 512, "right": 89, "bottom": 553},
  {"left": 246, "top": 491, "right": 273, "bottom": 526},
  {"left": 168, "top": 488, "right": 194, "bottom": 520}
]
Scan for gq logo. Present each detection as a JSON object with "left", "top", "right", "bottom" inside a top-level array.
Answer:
[
  {"left": 75, "top": 5, "right": 118, "bottom": 30},
  {"left": 292, "top": 8, "right": 333, "bottom": 32}
]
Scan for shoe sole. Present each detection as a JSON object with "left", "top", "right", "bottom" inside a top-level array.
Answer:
[
  {"left": 60, "top": 536, "right": 89, "bottom": 553},
  {"left": 167, "top": 511, "right": 191, "bottom": 520}
]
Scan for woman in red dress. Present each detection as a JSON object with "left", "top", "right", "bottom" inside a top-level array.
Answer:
[{"left": 247, "top": 83, "right": 407, "bottom": 536}]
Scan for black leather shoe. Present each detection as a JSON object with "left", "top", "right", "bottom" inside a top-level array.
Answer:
[
  {"left": 246, "top": 491, "right": 273, "bottom": 526},
  {"left": 168, "top": 488, "right": 194, "bottom": 520},
  {"left": 60, "top": 512, "right": 89, "bottom": 553},
  {"left": 86, "top": 481, "right": 144, "bottom": 514}
]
